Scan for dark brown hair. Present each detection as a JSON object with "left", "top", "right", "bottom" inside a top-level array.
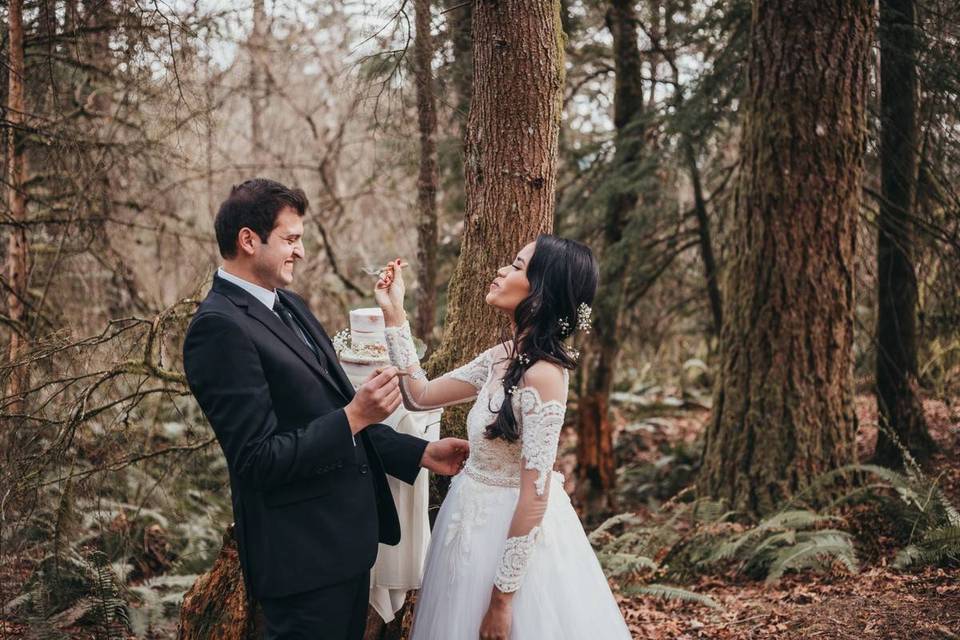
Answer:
[{"left": 214, "top": 178, "right": 308, "bottom": 259}]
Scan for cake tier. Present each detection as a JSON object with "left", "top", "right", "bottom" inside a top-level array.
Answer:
[
  {"left": 350, "top": 307, "right": 386, "bottom": 334},
  {"left": 340, "top": 356, "right": 388, "bottom": 389},
  {"left": 351, "top": 331, "right": 386, "bottom": 349}
]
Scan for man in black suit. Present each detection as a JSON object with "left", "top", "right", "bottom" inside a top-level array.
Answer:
[{"left": 182, "top": 179, "right": 469, "bottom": 639}]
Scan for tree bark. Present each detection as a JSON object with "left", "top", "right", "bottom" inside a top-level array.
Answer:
[
  {"left": 414, "top": 0, "right": 440, "bottom": 349},
  {"left": 575, "top": 0, "right": 645, "bottom": 513},
  {"left": 4, "top": 0, "right": 29, "bottom": 412},
  {"left": 698, "top": 0, "right": 872, "bottom": 516},
  {"left": 426, "top": 0, "right": 566, "bottom": 442},
  {"left": 684, "top": 139, "right": 723, "bottom": 337},
  {"left": 249, "top": 0, "right": 267, "bottom": 165},
  {"left": 444, "top": 0, "right": 473, "bottom": 131},
  {"left": 873, "top": 0, "right": 935, "bottom": 466},
  {"left": 178, "top": 526, "right": 263, "bottom": 640}
]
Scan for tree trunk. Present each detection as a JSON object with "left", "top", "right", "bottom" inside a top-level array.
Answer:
[
  {"left": 426, "top": 0, "right": 566, "bottom": 441},
  {"left": 178, "top": 526, "right": 263, "bottom": 639},
  {"left": 414, "top": 0, "right": 440, "bottom": 349},
  {"left": 4, "top": 0, "right": 28, "bottom": 412},
  {"left": 575, "top": 0, "right": 645, "bottom": 513},
  {"left": 684, "top": 140, "right": 723, "bottom": 337},
  {"left": 250, "top": 0, "right": 266, "bottom": 165},
  {"left": 873, "top": 0, "right": 935, "bottom": 466},
  {"left": 698, "top": 0, "right": 872, "bottom": 516},
  {"left": 444, "top": 0, "right": 473, "bottom": 131}
]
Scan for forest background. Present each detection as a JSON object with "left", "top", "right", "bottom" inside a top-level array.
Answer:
[{"left": 1, "top": 0, "right": 959, "bottom": 638}]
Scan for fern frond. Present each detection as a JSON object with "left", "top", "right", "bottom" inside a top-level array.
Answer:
[
  {"left": 596, "top": 551, "right": 658, "bottom": 577},
  {"left": 894, "top": 526, "right": 960, "bottom": 569},
  {"left": 626, "top": 583, "right": 722, "bottom": 609},
  {"left": 765, "top": 531, "right": 858, "bottom": 583}
]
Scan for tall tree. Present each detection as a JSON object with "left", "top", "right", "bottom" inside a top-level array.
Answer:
[
  {"left": 575, "top": 0, "right": 646, "bottom": 511},
  {"left": 4, "top": 0, "right": 28, "bottom": 412},
  {"left": 250, "top": 0, "right": 267, "bottom": 165},
  {"left": 873, "top": 0, "right": 936, "bottom": 466},
  {"left": 698, "top": 0, "right": 873, "bottom": 515},
  {"left": 426, "top": 0, "right": 566, "bottom": 439},
  {"left": 414, "top": 0, "right": 440, "bottom": 347}
]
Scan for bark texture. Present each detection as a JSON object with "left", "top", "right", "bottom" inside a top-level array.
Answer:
[
  {"left": 177, "top": 526, "right": 263, "bottom": 639},
  {"left": 698, "top": 0, "right": 872, "bottom": 515},
  {"left": 426, "top": 0, "right": 566, "bottom": 441},
  {"left": 414, "top": 0, "right": 440, "bottom": 347}
]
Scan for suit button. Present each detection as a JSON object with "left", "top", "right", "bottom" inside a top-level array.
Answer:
[{"left": 359, "top": 463, "right": 369, "bottom": 475}]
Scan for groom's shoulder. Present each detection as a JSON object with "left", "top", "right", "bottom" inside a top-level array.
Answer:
[
  {"left": 278, "top": 287, "right": 308, "bottom": 307},
  {"left": 186, "top": 289, "right": 245, "bottom": 335}
]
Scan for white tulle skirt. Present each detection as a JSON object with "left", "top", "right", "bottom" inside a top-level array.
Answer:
[{"left": 409, "top": 471, "right": 632, "bottom": 639}]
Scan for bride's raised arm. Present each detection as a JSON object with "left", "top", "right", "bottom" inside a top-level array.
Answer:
[
  {"left": 376, "top": 258, "right": 493, "bottom": 411},
  {"left": 382, "top": 319, "right": 491, "bottom": 411}
]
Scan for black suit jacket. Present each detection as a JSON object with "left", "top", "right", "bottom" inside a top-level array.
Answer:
[{"left": 182, "top": 275, "right": 428, "bottom": 598}]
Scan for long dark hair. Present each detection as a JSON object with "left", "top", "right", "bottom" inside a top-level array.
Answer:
[{"left": 485, "top": 234, "right": 599, "bottom": 442}]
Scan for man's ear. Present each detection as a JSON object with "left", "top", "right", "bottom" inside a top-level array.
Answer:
[{"left": 237, "top": 227, "right": 259, "bottom": 256}]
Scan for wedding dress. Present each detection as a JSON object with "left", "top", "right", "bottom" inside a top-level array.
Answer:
[{"left": 383, "top": 322, "right": 632, "bottom": 640}]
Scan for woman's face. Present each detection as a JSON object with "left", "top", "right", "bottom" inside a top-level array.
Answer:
[{"left": 485, "top": 242, "right": 535, "bottom": 314}]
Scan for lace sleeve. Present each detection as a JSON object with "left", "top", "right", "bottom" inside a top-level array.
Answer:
[
  {"left": 382, "top": 320, "right": 492, "bottom": 411},
  {"left": 492, "top": 363, "right": 568, "bottom": 594}
]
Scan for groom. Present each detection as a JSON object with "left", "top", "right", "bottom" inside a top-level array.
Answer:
[{"left": 182, "top": 178, "right": 469, "bottom": 639}]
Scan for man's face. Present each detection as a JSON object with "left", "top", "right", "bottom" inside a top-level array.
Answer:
[{"left": 251, "top": 206, "right": 304, "bottom": 289}]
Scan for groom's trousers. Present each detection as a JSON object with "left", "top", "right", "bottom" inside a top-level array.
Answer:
[{"left": 259, "top": 569, "right": 370, "bottom": 640}]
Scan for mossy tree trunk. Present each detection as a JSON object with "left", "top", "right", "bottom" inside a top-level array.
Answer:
[
  {"left": 178, "top": 526, "right": 263, "bottom": 639},
  {"left": 698, "top": 0, "right": 873, "bottom": 516},
  {"left": 426, "top": 0, "right": 566, "bottom": 441},
  {"left": 414, "top": 0, "right": 440, "bottom": 349}
]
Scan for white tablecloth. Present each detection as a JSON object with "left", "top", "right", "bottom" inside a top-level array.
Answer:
[{"left": 368, "top": 406, "right": 442, "bottom": 622}]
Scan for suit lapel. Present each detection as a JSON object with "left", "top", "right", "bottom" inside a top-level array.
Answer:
[
  {"left": 212, "top": 276, "right": 350, "bottom": 402},
  {"left": 278, "top": 290, "right": 356, "bottom": 400}
]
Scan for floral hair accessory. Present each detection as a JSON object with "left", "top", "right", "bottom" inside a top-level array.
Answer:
[{"left": 576, "top": 303, "right": 592, "bottom": 333}]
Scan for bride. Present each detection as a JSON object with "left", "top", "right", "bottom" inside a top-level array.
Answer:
[{"left": 373, "top": 235, "right": 632, "bottom": 639}]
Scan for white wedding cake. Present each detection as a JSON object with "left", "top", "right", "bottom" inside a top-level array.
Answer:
[
  {"left": 333, "top": 307, "right": 441, "bottom": 624},
  {"left": 334, "top": 308, "right": 391, "bottom": 387}
]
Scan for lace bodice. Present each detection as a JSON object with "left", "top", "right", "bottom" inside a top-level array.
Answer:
[
  {"left": 383, "top": 321, "right": 569, "bottom": 595},
  {"left": 459, "top": 359, "right": 566, "bottom": 494}
]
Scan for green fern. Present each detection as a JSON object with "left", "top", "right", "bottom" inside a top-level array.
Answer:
[
  {"left": 765, "top": 531, "right": 859, "bottom": 583},
  {"left": 894, "top": 526, "right": 960, "bottom": 569},
  {"left": 90, "top": 550, "right": 129, "bottom": 638},
  {"left": 596, "top": 551, "right": 659, "bottom": 578},
  {"left": 701, "top": 509, "right": 858, "bottom": 583},
  {"left": 589, "top": 507, "right": 720, "bottom": 608},
  {"left": 625, "top": 583, "right": 721, "bottom": 609}
]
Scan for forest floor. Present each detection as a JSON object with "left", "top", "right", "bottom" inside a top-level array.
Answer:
[
  {"left": 573, "top": 394, "right": 960, "bottom": 640},
  {"left": 2, "top": 395, "right": 957, "bottom": 639}
]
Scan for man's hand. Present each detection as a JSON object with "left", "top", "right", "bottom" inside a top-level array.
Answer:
[
  {"left": 420, "top": 438, "right": 470, "bottom": 476},
  {"left": 344, "top": 367, "right": 401, "bottom": 435}
]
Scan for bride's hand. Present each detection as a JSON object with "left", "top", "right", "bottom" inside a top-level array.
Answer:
[
  {"left": 479, "top": 595, "right": 511, "bottom": 640},
  {"left": 374, "top": 258, "right": 406, "bottom": 325}
]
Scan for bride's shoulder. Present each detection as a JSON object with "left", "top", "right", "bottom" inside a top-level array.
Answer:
[
  {"left": 520, "top": 360, "right": 568, "bottom": 399},
  {"left": 486, "top": 340, "right": 514, "bottom": 362}
]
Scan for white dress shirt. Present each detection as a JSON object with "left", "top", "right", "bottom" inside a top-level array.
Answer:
[{"left": 217, "top": 267, "right": 279, "bottom": 315}]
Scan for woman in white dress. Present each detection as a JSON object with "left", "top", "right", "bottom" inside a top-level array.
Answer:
[{"left": 373, "top": 235, "right": 632, "bottom": 640}]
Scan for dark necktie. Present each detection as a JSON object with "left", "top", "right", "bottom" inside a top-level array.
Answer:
[{"left": 273, "top": 297, "right": 327, "bottom": 372}]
